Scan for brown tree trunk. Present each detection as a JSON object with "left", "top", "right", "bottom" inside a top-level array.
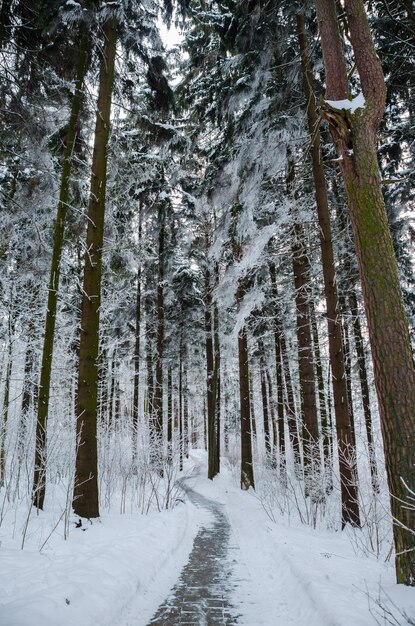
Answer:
[
  {"left": 33, "top": 22, "right": 89, "bottom": 510},
  {"left": 153, "top": 203, "right": 165, "bottom": 469},
  {"left": 349, "top": 290, "right": 379, "bottom": 492},
  {"left": 238, "top": 293, "right": 255, "bottom": 490},
  {"left": 213, "top": 294, "right": 221, "bottom": 474},
  {"left": 73, "top": 17, "right": 117, "bottom": 519},
  {"left": 205, "top": 261, "right": 217, "bottom": 479},
  {"left": 291, "top": 220, "right": 320, "bottom": 480},
  {"left": 297, "top": 10, "right": 359, "bottom": 524},
  {"left": 258, "top": 344, "right": 271, "bottom": 457},
  {"left": 132, "top": 210, "right": 142, "bottom": 463},
  {"left": 316, "top": 0, "right": 415, "bottom": 583}
]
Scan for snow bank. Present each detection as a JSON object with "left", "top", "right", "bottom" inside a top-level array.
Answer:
[{"left": 0, "top": 493, "right": 206, "bottom": 626}]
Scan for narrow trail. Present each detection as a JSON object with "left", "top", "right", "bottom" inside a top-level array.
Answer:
[{"left": 147, "top": 479, "right": 241, "bottom": 625}]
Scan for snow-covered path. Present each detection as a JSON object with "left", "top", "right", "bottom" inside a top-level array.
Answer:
[
  {"left": 147, "top": 478, "right": 239, "bottom": 625},
  {"left": 2, "top": 452, "right": 415, "bottom": 626}
]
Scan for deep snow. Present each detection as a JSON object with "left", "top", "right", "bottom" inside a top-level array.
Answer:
[{"left": 1, "top": 450, "right": 415, "bottom": 626}]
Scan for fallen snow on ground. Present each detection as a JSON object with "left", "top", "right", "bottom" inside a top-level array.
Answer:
[
  {"left": 1, "top": 451, "right": 415, "bottom": 626},
  {"left": 0, "top": 475, "right": 207, "bottom": 626}
]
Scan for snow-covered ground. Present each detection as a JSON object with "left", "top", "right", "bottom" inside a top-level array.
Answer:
[{"left": 1, "top": 450, "right": 414, "bottom": 626}]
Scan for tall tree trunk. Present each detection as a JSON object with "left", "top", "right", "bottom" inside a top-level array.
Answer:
[
  {"left": 145, "top": 304, "right": 155, "bottom": 436},
  {"left": 132, "top": 209, "right": 142, "bottom": 463},
  {"left": 213, "top": 296, "right": 221, "bottom": 474},
  {"left": 205, "top": 258, "right": 217, "bottom": 479},
  {"left": 349, "top": 290, "right": 379, "bottom": 492},
  {"left": 258, "top": 344, "right": 271, "bottom": 457},
  {"left": 153, "top": 203, "right": 165, "bottom": 465},
  {"left": 167, "top": 365, "right": 172, "bottom": 458},
  {"left": 33, "top": 23, "right": 89, "bottom": 510},
  {"left": 183, "top": 362, "right": 189, "bottom": 458},
  {"left": 316, "top": 0, "right": 415, "bottom": 583},
  {"left": 73, "top": 17, "right": 117, "bottom": 519},
  {"left": 268, "top": 262, "right": 292, "bottom": 469},
  {"left": 290, "top": 220, "right": 320, "bottom": 480},
  {"left": 179, "top": 337, "right": 184, "bottom": 471},
  {"left": 238, "top": 319, "right": 254, "bottom": 489},
  {"left": 18, "top": 319, "right": 36, "bottom": 471},
  {"left": 0, "top": 331, "right": 12, "bottom": 488},
  {"left": 297, "top": 11, "right": 359, "bottom": 524}
]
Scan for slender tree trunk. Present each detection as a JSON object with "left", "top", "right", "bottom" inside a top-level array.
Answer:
[
  {"left": 132, "top": 210, "right": 142, "bottom": 463},
  {"left": 316, "top": 0, "right": 415, "bottom": 583},
  {"left": 258, "top": 345, "right": 271, "bottom": 457},
  {"left": 145, "top": 307, "right": 155, "bottom": 435},
  {"left": 291, "top": 220, "right": 320, "bottom": 480},
  {"left": 179, "top": 338, "right": 184, "bottom": 471},
  {"left": 268, "top": 262, "right": 292, "bottom": 469},
  {"left": 183, "top": 364, "right": 189, "bottom": 458},
  {"left": 33, "top": 23, "right": 89, "bottom": 510},
  {"left": 297, "top": 11, "right": 359, "bottom": 524},
  {"left": 73, "top": 17, "right": 117, "bottom": 519},
  {"left": 236, "top": 283, "right": 255, "bottom": 490},
  {"left": 18, "top": 319, "right": 36, "bottom": 470},
  {"left": 205, "top": 260, "right": 217, "bottom": 479},
  {"left": 167, "top": 365, "right": 172, "bottom": 459},
  {"left": 213, "top": 296, "right": 221, "bottom": 474},
  {"left": 153, "top": 204, "right": 165, "bottom": 466},
  {"left": 0, "top": 332, "right": 12, "bottom": 488},
  {"left": 349, "top": 290, "right": 379, "bottom": 492}
]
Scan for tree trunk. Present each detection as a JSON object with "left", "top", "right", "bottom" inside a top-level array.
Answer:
[
  {"left": 213, "top": 296, "right": 221, "bottom": 474},
  {"left": 316, "top": 0, "right": 415, "bottom": 583},
  {"left": 291, "top": 220, "right": 320, "bottom": 479},
  {"left": 73, "top": 17, "right": 117, "bottom": 519},
  {"left": 205, "top": 261, "right": 217, "bottom": 479},
  {"left": 167, "top": 365, "right": 172, "bottom": 458},
  {"left": 258, "top": 344, "right": 271, "bottom": 457},
  {"left": 0, "top": 332, "right": 12, "bottom": 488},
  {"left": 33, "top": 23, "right": 89, "bottom": 510},
  {"left": 132, "top": 209, "right": 142, "bottom": 463},
  {"left": 179, "top": 337, "right": 184, "bottom": 471},
  {"left": 297, "top": 10, "right": 359, "bottom": 524},
  {"left": 349, "top": 290, "right": 379, "bottom": 492}
]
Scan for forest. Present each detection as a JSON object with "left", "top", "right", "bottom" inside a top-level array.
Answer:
[{"left": 0, "top": 0, "right": 415, "bottom": 624}]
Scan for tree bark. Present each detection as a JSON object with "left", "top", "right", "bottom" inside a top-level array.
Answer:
[
  {"left": 316, "top": 0, "right": 415, "bottom": 583},
  {"left": 73, "top": 17, "right": 117, "bottom": 519},
  {"left": 33, "top": 22, "right": 89, "bottom": 510},
  {"left": 291, "top": 220, "right": 320, "bottom": 478},
  {"left": 349, "top": 290, "right": 379, "bottom": 492},
  {"left": 132, "top": 209, "right": 142, "bottom": 463},
  {"left": 238, "top": 297, "right": 255, "bottom": 490},
  {"left": 153, "top": 203, "right": 165, "bottom": 468},
  {"left": 297, "top": 10, "right": 359, "bottom": 524}
]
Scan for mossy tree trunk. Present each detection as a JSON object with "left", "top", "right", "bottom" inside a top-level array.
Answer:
[
  {"left": 316, "top": 0, "right": 415, "bottom": 584},
  {"left": 73, "top": 17, "right": 117, "bottom": 519},
  {"left": 32, "top": 21, "right": 89, "bottom": 510}
]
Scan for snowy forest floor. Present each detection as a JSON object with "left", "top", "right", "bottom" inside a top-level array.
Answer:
[{"left": 1, "top": 450, "right": 415, "bottom": 626}]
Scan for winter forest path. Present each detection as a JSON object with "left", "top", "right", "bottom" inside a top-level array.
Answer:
[{"left": 146, "top": 477, "right": 242, "bottom": 625}]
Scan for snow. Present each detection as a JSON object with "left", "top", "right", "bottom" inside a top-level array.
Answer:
[
  {"left": 1, "top": 451, "right": 415, "bottom": 626},
  {"left": 325, "top": 93, "right": 366, "bottom": 114}
]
